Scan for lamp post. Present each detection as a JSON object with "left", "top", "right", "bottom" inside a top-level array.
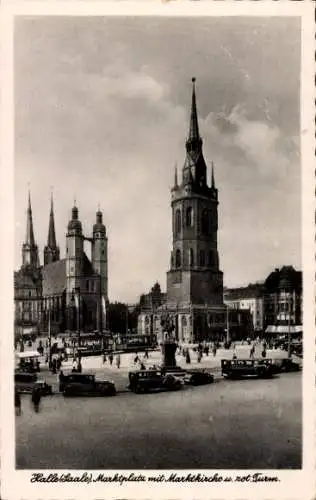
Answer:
[
  {"left": 226, "top": 306, "right": 230, "bottom": 344},
  {"left": 287, "top": 290, "right": 292, "bottom": 359}
]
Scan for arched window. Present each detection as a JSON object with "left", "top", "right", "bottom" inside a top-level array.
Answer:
[
  {"left": 186, "top": 207, "right": 193, "bottom": 227},
  {"left": 201, "top": 209, "right": 209, "bottom": 235},
  {"left": 175, "top": 209, "right": 181, "bottom": 234},
  {"left": 182, "top": 315, "right": 187, "bottom": 327},
  {"left": 175, "top": 249, "right": 181, "bottom": 268},
  {"left": 200, "top": 250, "right": 205, "bottom": 267},
  {"left": 189, "top": 248, "right": 194, "bottom": 267}
]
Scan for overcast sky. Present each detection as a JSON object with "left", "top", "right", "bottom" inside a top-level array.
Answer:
[{"left": 15, "top": 16, "right": 301, "bottom": 303}]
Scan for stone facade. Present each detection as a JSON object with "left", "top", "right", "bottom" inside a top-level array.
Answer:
[{"left": 14, "top": 193, "right": 108, "bottom": 337}]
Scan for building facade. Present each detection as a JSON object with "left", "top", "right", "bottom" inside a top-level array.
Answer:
[
  {"left": 263, "top": 266, "right": 302, "bottom": 336},
  {"left": 224, "top": 284, "right": 264, "bottom": 333},
  {"left": 14, "top": 193, "right": 108, "bottom": 337}
]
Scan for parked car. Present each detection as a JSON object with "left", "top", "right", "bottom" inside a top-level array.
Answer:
[
  {"left": 62, "top": 373, "right": 116, "bottom": 397},
  {"left": 128, "top": 369, "right": 182, "bottom": 394},
  {"left": 15, "top": 370, "right": 38, "bottom": 393},
  {"left": 183, "top": 369, "right": 214, "bottom": 386},
  {"left": 265, "top": 358, "right": 301, "bottom": 373},
  {"left": 221, "top": 359, "right": 276, "bottom": 379}
]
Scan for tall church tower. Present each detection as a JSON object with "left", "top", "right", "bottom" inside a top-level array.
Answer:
[
  {"left": 22, "top": 191, "right": 39, "bottom": 268},
  {"left": 163, "top": 79, "right": 224, "bottom": 343},
  {"left": 66, "top": 204, "right": 84, "bottom": 304},
  {"left": 91, "top": 208, "right": 108, "bottom": 299},
  {"left": 44, "top": 194, "right": 60, "bottom": 265},
  {"left": 167, "top": 78, "right": 223, "bottom": 307}
]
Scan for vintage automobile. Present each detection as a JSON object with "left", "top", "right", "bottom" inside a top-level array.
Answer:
[
  {"left": 62, "top": 372, "right": 116, "bottom": 397},
  {"left": 221, "top": 359, "right": 276, "bottom": 379},
  {"left": 15, "top": 371, "right": 53, "bottom": 395},
  {"left": 183, "top": 369, "right": 214, "bottom": 386},
  {"left": 262, "top": 358, "right": 301, "bottom": 373},
  {"left": 128, "top": 369, "right": 182, "bottom": 394},
  {"left": 15, "top": 370, "right": 38, "bottom": 393}
]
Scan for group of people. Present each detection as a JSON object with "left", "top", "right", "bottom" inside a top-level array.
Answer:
[{"left": 103, "top": 351, "right": 121, "bottom": 369}]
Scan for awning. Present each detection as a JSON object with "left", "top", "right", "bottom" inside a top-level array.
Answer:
[
  {"left": 16, "top": 351, "right": 40, "bottom": 359},
  {"left": 265, "top": 325, "right": 302, "bottom": 334}
]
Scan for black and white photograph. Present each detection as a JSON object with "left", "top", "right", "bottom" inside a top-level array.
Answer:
[{"left": 1, "top": 2, "right": 315, "bottom": 500}]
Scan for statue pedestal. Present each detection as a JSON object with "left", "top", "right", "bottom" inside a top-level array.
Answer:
[{"left": 161, "top": 341, "right": 177, "bottom": 368}]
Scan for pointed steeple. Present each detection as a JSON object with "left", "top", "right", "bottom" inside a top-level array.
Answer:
[
  {"left": 47, "top": 193, "right": 57, "bottom": 248},
  {"left": 44, "top": 191, "right": 60, "bottom": 265},
  {"left": 211, "top": 161, "right": 215, "bottom": 188},
  {"left": 174, "top": 163, "right": 178, "bottom": 187},
  {"left": 22, "top": 190, "right": 39, "bottom": 268},
  {"left": 188, "top": 77, "right": 200, "bottom": 141},
  {"left": 25, "top": 190, "right": 35, "bottom": 246}
]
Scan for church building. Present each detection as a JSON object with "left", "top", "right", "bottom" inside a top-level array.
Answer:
[{"left": 14, "top": 193, "right": 108, "bottom": 337}]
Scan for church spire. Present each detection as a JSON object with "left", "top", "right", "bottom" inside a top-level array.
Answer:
[
  {"left": 44, "top": 191, "right": 60, "bottom": 265},
  {"left": 211, "top": 161, "right": 215, "bottom": 188},
  {"left": 25, "top": 190, "right": 35, "bottom": 246},
  {"left": 174, "top": 163, "right": 178, "bottom": 187},
  {"left": 47, "top": 192, "right": 57, "bottom": 248},
  {"left": 22, "top": 190, "right": 39, "bottom": 268},
  {"left": 188, "top": 77, "right": 200, "bottom": 141}
]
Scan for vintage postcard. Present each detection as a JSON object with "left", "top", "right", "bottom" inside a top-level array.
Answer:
[{"left": 0, "top": 1, "right": 315, "bottom": 499}]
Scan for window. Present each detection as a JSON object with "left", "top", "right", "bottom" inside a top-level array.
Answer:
[
  {"left": 175, "top": 249, "right": 181, "bottom": 268},
  {"left": 186, "top": 207, "right": 193, "bottom": 227},
  {"left": 201, "top": 209, "right": 209, "bottom": 235},
  {"left": 175, "top": 209, "right": 181, "bottom": 234},
  {"left": 86, "top": 281, "right": 89, "bottom": 291},
  {"left": 189, "top": 248, "right": 194, "bottom": 267},
  {"left": 200, "top": 250, "right": 205, "bottom": 266}
]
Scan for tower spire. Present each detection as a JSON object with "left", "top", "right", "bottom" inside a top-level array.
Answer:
[
  {"left": 188, "top": 77, "right": 200, "bottom": 141},
  {"left": 47, "top": 191, "right": 57, "bottom": 248},
  {"left": 174, "top": 163, "right": 178, "bottom": 187},
  {"left": 211, "top": 161, "right": 215, "bottom": 188},
  {"left": 25, "top": 190, "right": 35, "bottom": 246},
  {"left": 44, "top": 191, "right": 60, "bottom": 265},
  {"left": 22, "top": 190, "right": 39, "bottom": 268}
]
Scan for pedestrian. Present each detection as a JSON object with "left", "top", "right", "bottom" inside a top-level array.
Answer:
[
  {"left": 212, "top": 345, "right": 217, "bottom": 357},
  {"left": 31, "top": 386, "right": 41, "bottom": 412},
  {"left": 59, "top": 370, "right": 65, "bottom": 392},
  {"left": 140, "top": 361, "right": 146, "bottom": 370},
  {"left": 134, "top": 353, "right": 139, "bottom": 364},
  {"left": 15, "top": 389, "right": 21, "bottom": 415},
  {"left": 250, "top": 345, "right": 255, "bottom": 359},
  {"left": 77, "top": 359, "right": 82, "bottom": 373},
  {"left": 197, "top": 351, "right": 202, "bottom": 363},
  {"left": 103, "top": 352, "right": 107, "bottom": 364},
  {"left": 109, "top": 352, "right": 114, "bottom": 366},
  {"left": 144, "top": 349, "right": 149, "bottom": 359},
  {"left": 116, "top": 353, "right": 121, "bottom": 369},
  {"left": 261, "top": 349, "right": 267, "bottom": 358}
]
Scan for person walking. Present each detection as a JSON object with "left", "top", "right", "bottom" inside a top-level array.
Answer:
[
  {"left": 250, "top": 345, "right": 255, "bottom": 359},
  {"left": 31, "top": 386, "right": 41, "bottom": 412},
  {"left": 77, "top": 359, "right": 82, "bottom": 373},
  {"left": 15, "top": 389, "right": 21, "bottom": 415},
  {"left": 109, "top": 351, "right": 114, "bottom": 366},
  {"left": 116, "top": 353, "right": 121, "bottom": 369},
  {"left": 59, "top": 370, "right": 65, "bottom": 392},
  {"left": 103, "top": 352, "right": 107, "bottom": 364}
]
